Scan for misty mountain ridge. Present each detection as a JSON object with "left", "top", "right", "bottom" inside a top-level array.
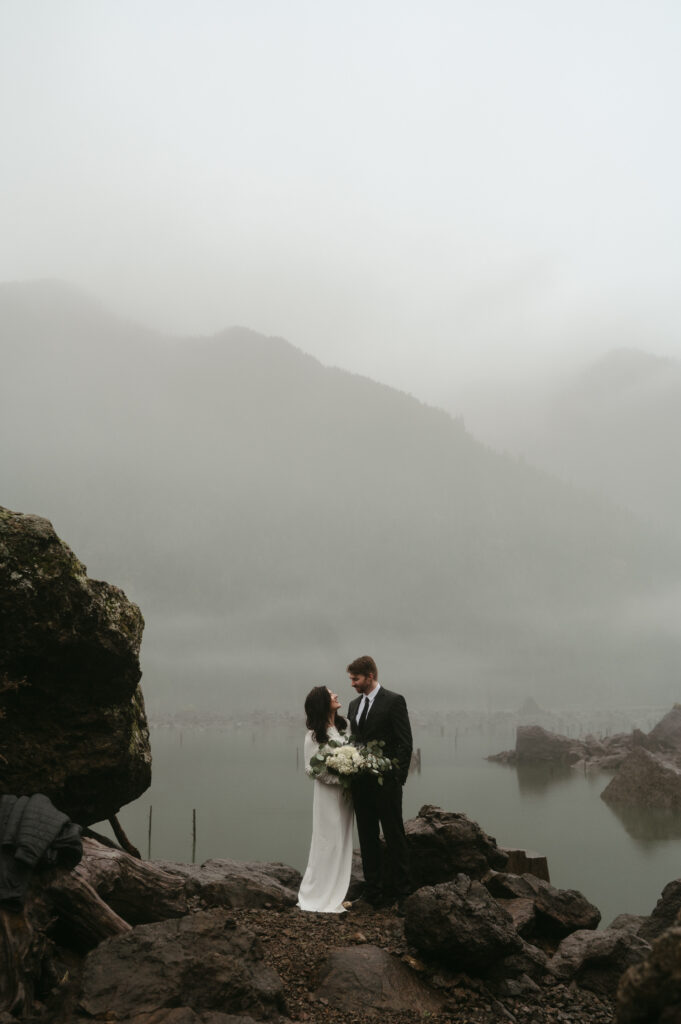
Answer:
[{"left": 2, "top": 279, "right": 681, "bottom": 711}]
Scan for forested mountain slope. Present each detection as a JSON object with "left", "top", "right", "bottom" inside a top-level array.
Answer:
[{"left": 3, "top": 282, "right": 679, "bottom": 709}]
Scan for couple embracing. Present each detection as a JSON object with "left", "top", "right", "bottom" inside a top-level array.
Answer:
[{"left": 297, "top": 655, "right": 413, "bottom": 914}]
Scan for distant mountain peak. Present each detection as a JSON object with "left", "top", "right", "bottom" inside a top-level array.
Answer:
[
  {"left": 580, "top": 347, "right": 679, "bottom": 395},
  {"left": 188, "top": 325, "right": 322, "bottom": 372}
]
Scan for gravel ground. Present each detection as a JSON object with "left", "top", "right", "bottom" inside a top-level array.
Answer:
[{"left": 235, "top": 904, "right": 616, "bottom": 1024}]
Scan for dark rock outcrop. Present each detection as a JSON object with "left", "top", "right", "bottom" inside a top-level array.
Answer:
[
  {"left": 312, "top": 944, "right": 444, "bottom": 1013},
  {"left": 78, "top": 909, "right": 285, "bottom": 1021},
  {"left": 489, "top": 708, "right": 681, "bottom": 782},
  {"left": 155, "top": 858, "right": 300, "bottom": 910},
  {"left": 601, "top": 747, "right": 681, "bottom": 811},
  {"left": 403, "top": 875, "right": 523, "bottom": 971},
  {"left": 550, "top": 927, "right": 650, "bottom": 997},
  {"left": 515, "top": 725, "right": 582, "bottom": 764},
  {"left": 646, "top": 705, "right": 681, "bottom": 751},
  {"left": 638, "top": 879, "right": 681, "bottom": 942},
  {"left": 404, "top": 805, "right": 508, "bottom": 887},
  {"left": 616, "top": 925, "right": 681, "bottom": 1023},
  {"left": 609, "top": 913, "right": 648, "bottom": 934},
  {"left": 489, "top": 723, "right": 636, "bottom": 771},
  {"left": 495, "top": 939, "right": 551, "bottom": 984},
  {"left": 495, "top": 896, "right": 536, "bottom": 938},
  {"left": 484, "top": 872, "right": 601, "bottom": 940},
  {"left": 0, "top": 508, "right": 150, "bottom": 824}
]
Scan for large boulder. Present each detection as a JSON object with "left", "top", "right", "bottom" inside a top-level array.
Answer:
[
  {"left": 493, "top": 939, "right": 551, "bottom": 985},
  {"left": 156, "top": 859, "right": 300, "bottom": 910},
  {"left": 601, "top": 747, "right": 681, "bottom": 810},
  {"left": 403, "top": 875, "right": 522, "bottom": 972},
  {"left": 404, "top": 805, "right": 508, "bottom": 887},
  {"left": 312, "top": 945, "right": 444, "bottom": 1014},
  {"left": 646, "top": 705, "right": 681, "bottom": 752},
  {"left": 78, "top": 909, "right": 285, "bottom": 1021},
  {"left": 484, "top": 872, "right": 601, "bottom": 940},
  {"left": 639, "top": 879, "right": 681, "bottom": 943},
  {"left": 514, "top": 725, "right": 583, "bottom": 764},
  {"left": 616, "top": 926, "right": 681, "bottom": 1023},
  {"left": 489, "top": 725, "right": 636, "bottom": 772},
  {"left": 0, "top": 508, "right": 150, "bottom": 824},
  {"left": 550, "top": 927, "right": 650, "bottom": 997}
]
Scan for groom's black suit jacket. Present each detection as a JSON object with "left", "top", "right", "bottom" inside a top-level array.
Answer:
[{"left": 348, "top": 687, "right": 413, "bottom": 785}]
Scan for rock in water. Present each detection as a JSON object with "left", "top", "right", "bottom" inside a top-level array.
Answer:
[
  {"left": 601, "top": 747, "right": 681, "bottom": 811},
  {"left": 515, "top": 724, "right": 583, "bottom": 764},
  {"left": 0, "top": 507, "right": 150, "bottom": 824},
  {"left": 646, "top": 704, "right": 681, "bottom": 751}
]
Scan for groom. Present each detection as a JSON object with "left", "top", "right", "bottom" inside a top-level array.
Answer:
[{"left": 347, "top": 655, "right": 413, "bottom": 909}]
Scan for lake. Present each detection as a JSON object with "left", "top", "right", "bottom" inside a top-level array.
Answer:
[{"left": 99, "top": 706, "right": 681, "bottom": 927}]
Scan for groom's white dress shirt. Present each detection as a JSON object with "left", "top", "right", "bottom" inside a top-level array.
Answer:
[{"left": 357, "top": 683, "right": 381, "bottom": 722}]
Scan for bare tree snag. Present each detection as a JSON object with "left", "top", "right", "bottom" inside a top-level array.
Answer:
[{"left": 108, "top": 814, "right": 142, "bottom": 859}]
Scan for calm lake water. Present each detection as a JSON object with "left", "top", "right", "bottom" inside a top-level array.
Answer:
[{"left": 99, "top": 709, "right": 681, "bottom": 927}]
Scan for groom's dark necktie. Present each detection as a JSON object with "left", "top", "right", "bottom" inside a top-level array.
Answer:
[{"left": 356, "top": 697, "right": 369, "bottom": 731}]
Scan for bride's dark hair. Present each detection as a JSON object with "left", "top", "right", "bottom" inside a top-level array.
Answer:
[{"left": 304, "top": 686, "right": 347, "bottom": 744}]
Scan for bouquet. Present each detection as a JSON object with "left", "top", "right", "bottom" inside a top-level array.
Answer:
[
  {"left": 357, "top": 738, "right": 399, "bottom": 783},
  {"left": 307, "top": 736, "right": 398, "bottom": 794}
]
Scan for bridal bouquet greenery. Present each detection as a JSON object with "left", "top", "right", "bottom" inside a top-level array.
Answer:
[{"left": 306, "top": 737, "right": 398, "bottom": 792}]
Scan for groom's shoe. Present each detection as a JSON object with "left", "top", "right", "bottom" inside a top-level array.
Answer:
[
  {"left": 349, "top": 896, "right": 381, "bottom": 912},
  {"left": 348, "top": 898, "right": 374, "bottom": 912}
]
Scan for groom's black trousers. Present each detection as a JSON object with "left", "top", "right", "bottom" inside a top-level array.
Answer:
[{"left": 352, "top": 774, "right": 410, "bottom": 902}]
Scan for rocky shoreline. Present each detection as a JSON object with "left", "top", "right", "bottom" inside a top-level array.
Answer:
[
  {"left": 2, "top": 508, "right": 681, "bottom": 1023},
  {"left": 488, "top": 707, "right": 681, "bottom": 813},
  {"left": 226, "top": 903, "right": 618, "bottom": 1024},
  {"left": 5, "top": 804, "right": 677, "bottom": 1024}
]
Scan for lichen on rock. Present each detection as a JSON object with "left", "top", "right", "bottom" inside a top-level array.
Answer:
[{"left": 0, "top": 506, "right": 151, "bottom": 824}]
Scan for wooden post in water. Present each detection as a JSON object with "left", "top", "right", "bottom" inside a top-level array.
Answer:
[
  {"left": 147, "top": 805, "right": 153, "bottom": 859},
  {"left": 192, "top": 808, "right": 197, "bottom": 864}
]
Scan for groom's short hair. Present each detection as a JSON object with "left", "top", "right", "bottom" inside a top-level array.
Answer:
[{"left": 347, "top": 655, "right": 378, "bottom": 679}]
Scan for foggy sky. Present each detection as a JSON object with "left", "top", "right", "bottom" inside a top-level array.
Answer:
[{"left": 2, "top": 0, "right": 680, "bottom": 416}]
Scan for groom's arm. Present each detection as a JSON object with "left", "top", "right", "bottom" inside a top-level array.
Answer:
[{"left": 390, "top": 694, "right": 413, "bottom": 785}]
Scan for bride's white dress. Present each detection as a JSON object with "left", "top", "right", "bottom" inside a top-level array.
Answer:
[{"left": 297, "top": 726, "right": 354, "bottom": 914}]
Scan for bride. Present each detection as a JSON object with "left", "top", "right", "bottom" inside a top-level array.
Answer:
[{"left": 297, "top": 686, "right": 354, "bottom": 913}]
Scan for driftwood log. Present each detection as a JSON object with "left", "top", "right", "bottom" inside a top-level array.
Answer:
[
  {"left": 0, "top": 838, "right": 191, "bottom": 1018},
  {"left": 0, "top": 837, "right": 300, "bottom": 1020}
]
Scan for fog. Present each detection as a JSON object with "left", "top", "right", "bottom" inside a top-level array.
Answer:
[
  {"left": 2, "top": 3, "right": 681, "bottom": 714},
  {"left": 2, "top": 0, "right": 680, "bottom": 415}
]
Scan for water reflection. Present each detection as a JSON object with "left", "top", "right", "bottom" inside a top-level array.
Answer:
[
  {"left": 602, "top": 800, "right": 681, "bottom": 844},
  {"left": 515, "top": 761, "right": 576, "bottom": 794}
]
